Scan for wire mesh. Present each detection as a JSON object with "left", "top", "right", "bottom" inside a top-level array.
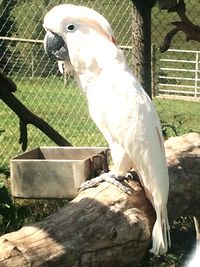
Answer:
[
  {"left": 152, "top": 0, "right": 200, "bottom": 98},
  {"left": 0, "top": 0, "right": 133, "bottom": 167},
  {"left": 0, "top": 0, "right": 199, "bottom": 168},
  {"left": 151, "top": 0, "right": 200, "bottom": 140}
]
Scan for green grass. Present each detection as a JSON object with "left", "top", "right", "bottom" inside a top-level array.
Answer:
[
  {"left": 0, "top": 76, "right": 106, "bottom": 167},
  {"left": 154, "top": 98, "right": 200, "bottom": 137},
  {"left": 0, "top": 77, "right": 199, "bottom": 168}
]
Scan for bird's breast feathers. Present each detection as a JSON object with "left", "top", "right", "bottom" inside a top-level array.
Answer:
[{"left": 86, "top": 71, "right": 153, "bottom": 135}]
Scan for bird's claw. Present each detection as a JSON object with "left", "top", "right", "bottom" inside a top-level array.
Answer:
[
  {"left": 78, "top": 176, "right": 105, "bottom": 190},
  {"left": 125, "top": 171, "right": 140, "bottom": 181},
  {"left": 79, "top": 172, "right": 132, "bottom": 195}
]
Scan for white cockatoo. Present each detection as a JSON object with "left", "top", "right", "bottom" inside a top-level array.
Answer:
[{"left": 43, "top": 4, "right": 171, "bottom": 255}]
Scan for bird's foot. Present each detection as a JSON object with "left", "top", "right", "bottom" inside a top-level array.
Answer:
[
  {"left": 125, "top": 171, "right": 140, "bottom": 181},
  {"left": 79, "top": 172, "right": 132, "bottom": 195}
]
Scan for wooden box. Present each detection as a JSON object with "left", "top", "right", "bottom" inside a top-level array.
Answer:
[{"left": 10, "top": 147, "right": 109, "bottom": 199}]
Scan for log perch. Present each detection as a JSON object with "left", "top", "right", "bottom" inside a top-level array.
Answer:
[{"left": 0, "top": 133, "right": 199, "bottom": 267}]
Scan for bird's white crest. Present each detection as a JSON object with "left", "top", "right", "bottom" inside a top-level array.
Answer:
[
  {"left": 44, "top": 4, "right": 171, "bottom": 255},
  {"left": 43, "top": 4, "right": 114, "bottom": 40}
]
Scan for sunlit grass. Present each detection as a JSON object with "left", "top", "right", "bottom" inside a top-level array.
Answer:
[{"left": 154, "top": 98, "right": 200, "bottom": 136}]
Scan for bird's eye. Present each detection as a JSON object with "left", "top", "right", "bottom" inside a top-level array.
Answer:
[{"left": 66, "top": 24, "right": 75, "bottom": 32}]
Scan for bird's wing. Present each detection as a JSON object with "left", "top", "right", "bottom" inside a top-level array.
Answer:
[{"left": 96, "top": 70, "right": 169, "bottom": 203}]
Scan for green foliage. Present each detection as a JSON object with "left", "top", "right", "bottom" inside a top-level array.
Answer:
[
  {"left": 0, "top": 169, "right": 68, "bottom": 235},
  {"left": 0, "top": 168, "right": 29, "bottom": 235},
  {"left": 138, "top": 217, "right": 196, "bottom": 267},
  {"left": 0, "top": 0, "right": 18, "bottom": 73},
  {"left": 0, "top": 0, "right": 17, "bottom": 37}
]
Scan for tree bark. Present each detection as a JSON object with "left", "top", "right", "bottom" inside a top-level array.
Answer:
[
  {"left": 0, "top": 132, "right": 199, "bottom": 267},
  {"left": 131, "top": 0, "right": 156, "bottom": 98},
  {"left": 165, "top": 132, "right": 200, "bottom": 220}
]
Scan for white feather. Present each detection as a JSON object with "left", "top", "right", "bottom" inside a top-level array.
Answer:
[{"left": 58, "top": 61, "right": 64, "bottom": 74}]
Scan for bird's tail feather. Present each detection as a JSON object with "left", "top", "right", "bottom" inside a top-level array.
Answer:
[{"left": 149, "top": 206, "right": 171, "bottom": 255}]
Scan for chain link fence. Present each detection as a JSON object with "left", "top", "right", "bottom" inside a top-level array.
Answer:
[{"left": 0, "top": 0, "right": 199, "bottom": 168}]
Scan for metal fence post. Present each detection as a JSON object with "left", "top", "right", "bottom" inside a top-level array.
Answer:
[
  {"left": 194, "top": 51, "right": 199, "bottom": 98},
  {"left": 31, "top": 51, "right": 34, "bottom": 78},
  {"left": 151, "top": 43, "right": 156, "bottom": 97}
]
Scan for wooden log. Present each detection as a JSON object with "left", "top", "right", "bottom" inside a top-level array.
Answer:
[
  {"left": 165, "top": 132, "right": 200, "bottom": 220},
  {"left": 0, "top": 133, "right": 199, "bottom": 267}
]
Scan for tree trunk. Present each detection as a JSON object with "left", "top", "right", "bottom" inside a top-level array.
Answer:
[
  {"left": 0, "top": 133, "right": 199, "bottom": 267},
  {"left": 131, "top": 0, "right": 156, "bottom": 98}
]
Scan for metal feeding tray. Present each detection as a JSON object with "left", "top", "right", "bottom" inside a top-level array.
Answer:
[{"left": 10, "top": 147, "right": 109, "bottom": 199}]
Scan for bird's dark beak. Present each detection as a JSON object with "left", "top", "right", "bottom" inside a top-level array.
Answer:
[{"left": 44, "top": 31, "right": 69, "bottom": 61}]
